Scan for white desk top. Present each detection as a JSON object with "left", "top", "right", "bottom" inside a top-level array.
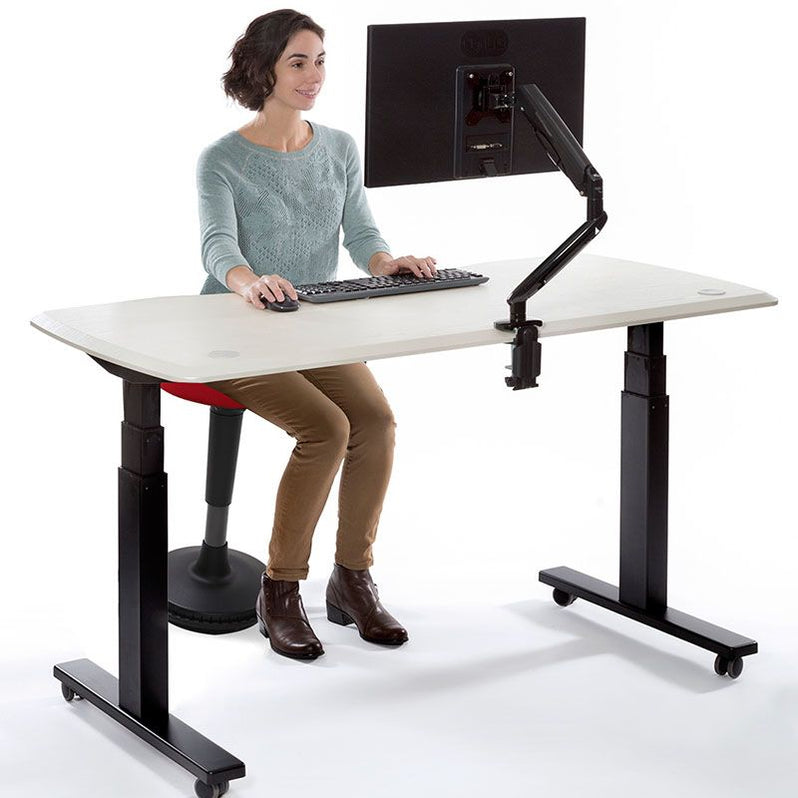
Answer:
[{"left": 30, "top": 255, "right": 777, "bottom": 382}]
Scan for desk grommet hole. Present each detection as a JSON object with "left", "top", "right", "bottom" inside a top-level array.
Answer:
[{"left": 697, "top": 288, "right": 726, "bottom": 296}]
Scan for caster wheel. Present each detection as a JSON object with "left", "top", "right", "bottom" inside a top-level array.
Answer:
[
  {"left": 195, "top": 779, "right": 229, "bottom": 798},
  {"left": 552, "top": 588, "right": 576, "bottom": 607},
  {"left": 61, "top": 684, "right": 75, "bottom": 702},
  {"left": 714, "top": 655, "right": 744, "bottom": 679}
]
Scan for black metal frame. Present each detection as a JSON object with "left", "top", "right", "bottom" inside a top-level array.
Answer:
[
  {"left": 53, "top": 360, "right": 246, "bottom": 796},
  {"left": 539, "top": 323, "right": 758, "bottom": 677},
  {"left": 50, "top": 321, "right": 758, "bottom": 796}
]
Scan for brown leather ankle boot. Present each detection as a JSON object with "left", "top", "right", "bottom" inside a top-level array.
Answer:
[
  {"left": 326, "top": 564, "right": 408, "bottom": 645},
  {"left": 255, "top": 573, "right": 324, "bottom": 660}
]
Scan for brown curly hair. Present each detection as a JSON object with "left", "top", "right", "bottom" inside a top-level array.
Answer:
[{"left": 222, "top": 10, "right": 325, "bottom": 111}]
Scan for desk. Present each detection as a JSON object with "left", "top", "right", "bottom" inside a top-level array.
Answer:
[{"left": 30, "top": 254, "right": 776, "bottom": 795}]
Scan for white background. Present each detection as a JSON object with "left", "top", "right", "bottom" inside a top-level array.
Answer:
[{"left": 2, "top": 1, "right": 796, "bottom": 796}]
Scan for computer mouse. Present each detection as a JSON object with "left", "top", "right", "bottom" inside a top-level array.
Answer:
[{"left": 262, "top": 295, "right": 300, "bottom": 312}]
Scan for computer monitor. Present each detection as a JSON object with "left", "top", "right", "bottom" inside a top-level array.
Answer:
[{"left": 365, "top": 18, "right": 586, "bottom": 188}]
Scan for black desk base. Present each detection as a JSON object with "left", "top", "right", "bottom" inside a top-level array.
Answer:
[
  {"left": 538, "top": 323, "right": 757, "bottom": 678},
  {"left": 53, "top": 324, "right": 757, "bottom": 795},
  {"left": 54, "top": 359, "right": 246, "bottom": 797},
  {"left": 538, "top": 567, "right": 757, "bottom": 677},
  {"left": 54, "top": 659, "right": 244, "bottom": 796}
]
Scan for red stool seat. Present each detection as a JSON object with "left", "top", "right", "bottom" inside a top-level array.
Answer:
[{"left": 161, "top": 382, "right": 245, "bottom": 410}]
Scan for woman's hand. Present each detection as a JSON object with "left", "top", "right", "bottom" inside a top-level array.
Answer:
[
  {"left": 370, "top": 254, "right": 438, "bottom": 278},
  {"left": 243, "top": 273, "right": 299, "bottom": 309}
]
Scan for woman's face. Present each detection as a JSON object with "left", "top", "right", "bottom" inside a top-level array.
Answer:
[{"left": 268, "top": 30, "right": 325, "bottom": 111}]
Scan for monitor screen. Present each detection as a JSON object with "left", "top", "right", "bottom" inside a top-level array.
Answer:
[{"left": 365, "top": 18, "right": 586, "bottom": 188}]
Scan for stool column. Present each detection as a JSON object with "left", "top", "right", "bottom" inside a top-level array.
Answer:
[
  {"left": 190, "top": 407, "right": 245, "bottom": 581},
  {"left": 203, "top": 407, "right": 244, "bottom": 548}
]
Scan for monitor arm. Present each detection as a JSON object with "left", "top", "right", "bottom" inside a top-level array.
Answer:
[{"left": 491, "top": 83, "right": 608, "bottom": 389}]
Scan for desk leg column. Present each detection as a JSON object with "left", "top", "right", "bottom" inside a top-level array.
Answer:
[
  {"left": 619, "top": 323, "right": 668, "bottom": 610},
  {"left": 539, "top": 322, "right": 758, "bottom": 677},
  {"left": 118, "top": 380, "right": 169, "bottom": 723}
]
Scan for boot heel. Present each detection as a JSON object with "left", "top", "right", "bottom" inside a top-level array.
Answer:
[{"left": 327, "top": 601, "right": 354, "bottom": 626}]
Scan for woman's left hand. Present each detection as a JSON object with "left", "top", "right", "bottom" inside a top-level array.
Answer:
[{"left": 374, "top": 255, "right": 437, "bottom": 278}]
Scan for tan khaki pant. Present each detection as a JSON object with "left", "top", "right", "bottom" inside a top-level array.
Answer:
[{"left": 207, "top": 362, "right": 396, "bottom": 580}]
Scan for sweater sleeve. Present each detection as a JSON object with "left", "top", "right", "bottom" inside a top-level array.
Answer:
[
  {"left": 340, "top": 134, "right": 390, "bottom": 274},
  {"left": 196, "top": 148, "right": 251, "bottom": 289}
]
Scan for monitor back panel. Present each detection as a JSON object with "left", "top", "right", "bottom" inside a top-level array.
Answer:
[{"left": 365, "top": 18, "right": 586, "bottom": 187}]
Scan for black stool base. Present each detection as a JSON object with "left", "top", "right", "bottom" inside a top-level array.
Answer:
[
  {"left": 54, "top": 659, "right": 245, "bottom": 791},
  {"left": 168, "top": 545, "right": 265, "bottom": 634},
  {"left": 539, "top": 566, "right": 758, "bottom": 661}
]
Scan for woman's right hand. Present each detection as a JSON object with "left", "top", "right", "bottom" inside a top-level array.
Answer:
[{"left": 243, "top": 273, "right": 299, "bottom": 309}]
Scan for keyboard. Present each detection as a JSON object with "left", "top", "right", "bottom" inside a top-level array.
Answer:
[{"left": 295, "top": 268, "right": 489, "bottom": 303}]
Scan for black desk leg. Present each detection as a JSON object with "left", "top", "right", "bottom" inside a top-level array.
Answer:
[
  {"left": 54, "top": 378, "right": 245, "bottom": 797},
  {"left": 539, "top": 322, "right": 758, "bottom": 679}
]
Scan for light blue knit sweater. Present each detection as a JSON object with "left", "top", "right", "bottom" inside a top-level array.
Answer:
[{"left": 197, "top": 121, "right": 390, "bottom": 294}]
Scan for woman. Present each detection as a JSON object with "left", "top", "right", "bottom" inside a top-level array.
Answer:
[{"left": 199, "top": 9, "right": 435, "bottom": 661}]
